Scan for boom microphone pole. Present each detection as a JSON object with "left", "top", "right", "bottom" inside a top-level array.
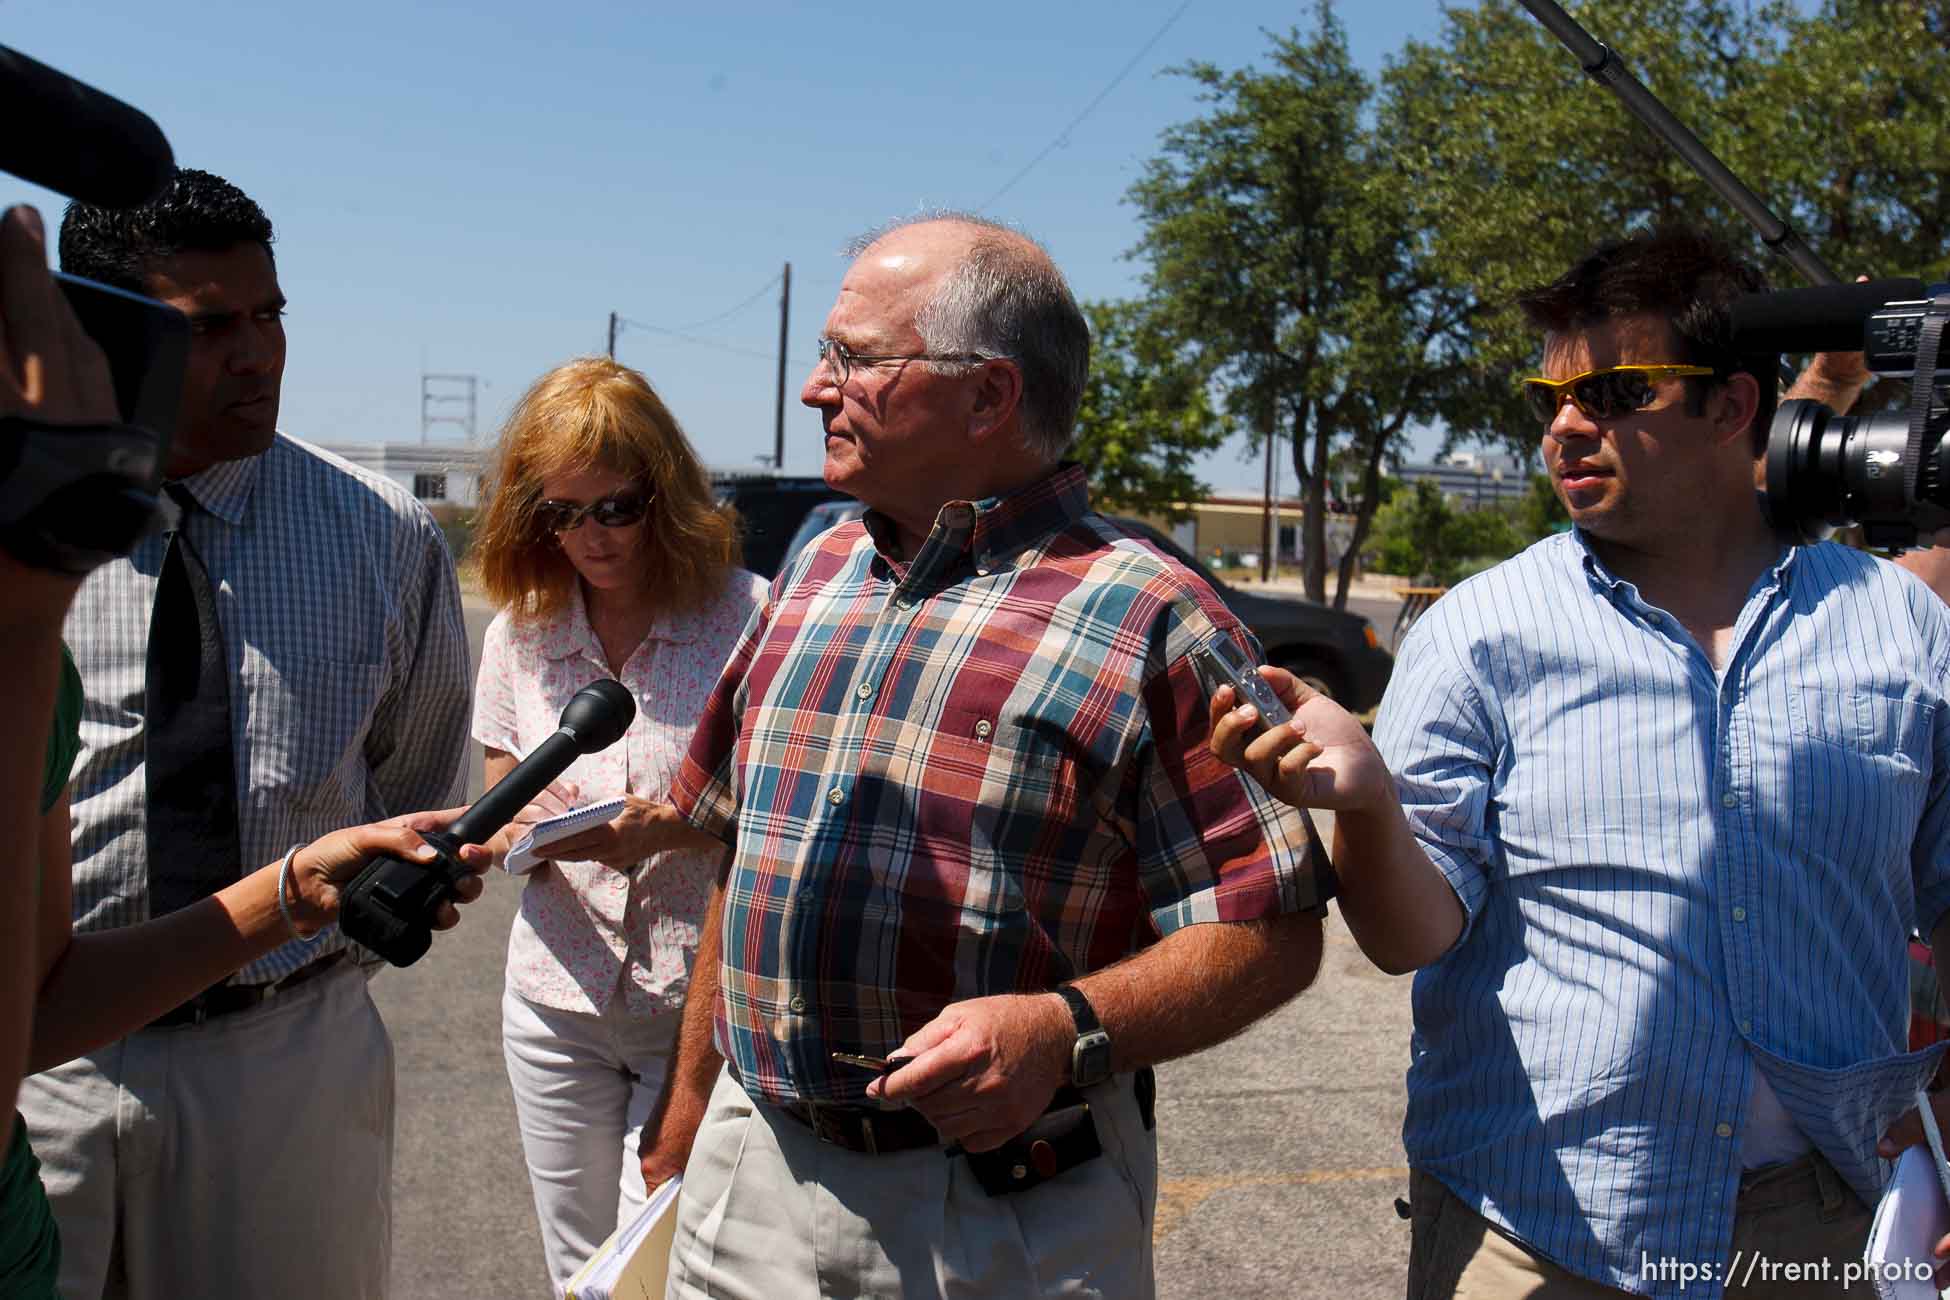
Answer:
[{"left": 1514, "top": 0, "right": 1839, "bottom": 288}]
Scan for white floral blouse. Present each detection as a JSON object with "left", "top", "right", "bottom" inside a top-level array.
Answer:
[{"left": 471, "top": 571, "right": 764, "bottom": 1016}]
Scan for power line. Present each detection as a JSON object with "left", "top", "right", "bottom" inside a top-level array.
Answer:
[
  {"left": 617, "top": 316, "right": 807, "bottom": 370},
  {"left": 973, "top": 0, "right": 1196, "bottom": 213},
  {"left": 670, "top": 272, "right": 783, "bottom": 331}
]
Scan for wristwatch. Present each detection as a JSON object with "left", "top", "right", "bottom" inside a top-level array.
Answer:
[{"left": 1055, "top": 984, "right": 1112, "bottom": 1089}]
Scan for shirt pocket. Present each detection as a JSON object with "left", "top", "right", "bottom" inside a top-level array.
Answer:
[
  {"left": 1781, "top": 685, "right": 1933, "bottom": 871},
  {"left": 239, "top": 652, "right": 387, "bottom": 816}
]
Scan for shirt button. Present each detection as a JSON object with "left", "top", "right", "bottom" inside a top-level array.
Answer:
[
  {"left": 974, "top": 719, "right": 993, "bottom": 739},
  {"left": 1739, "top": 1019, "right": 1753, "bottom": 1035},
  {"left": 1715, "top": 1122, "right": 1734, "bottom": 1139},
  {"left": 855, "top": 681, "right": 874, "bottom": 701},
  {"left": 828, "top": 786, "right": 845, "bottom": 806},
  {"left": 1721, "top": 792, "right": 1739, "bottom": 808},
  {"left": 1731, "top": 907, "right": 1747, "bottom": 922},
  {"left": 789, "top": 995, "right": 807, "bottom": 1013}
]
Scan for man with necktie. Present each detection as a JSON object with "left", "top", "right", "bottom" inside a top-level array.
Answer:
[{"left": 17, "top": 168, "right": 471, "bottom": 1300}]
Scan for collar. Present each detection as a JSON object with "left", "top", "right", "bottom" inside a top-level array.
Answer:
[
  {"left": 1572, "top": 525, "right": 1798, "bottom": 608},
  {"left": 860, "top": 462, "right": 1091, "bottom": 577},
  {"left": 537, "top": 580, "right": 703, "bottom": 665},
  {"left": 164, "top": 443, "right": 266, "bottom": 526}
]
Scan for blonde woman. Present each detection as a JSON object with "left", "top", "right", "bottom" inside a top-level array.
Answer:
[{"left": 470, "top": 358, "right": 762, "bottom": 1292}]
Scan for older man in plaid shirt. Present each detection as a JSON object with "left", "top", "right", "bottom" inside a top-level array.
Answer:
[{"left": 625, "top": 213, "right": 1330, "bottom": 1299}]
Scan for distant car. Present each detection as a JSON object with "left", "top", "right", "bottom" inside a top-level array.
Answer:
[
  {"left": 768, "top": 499, "right": 1393, "bottom": 713},
  {"left": 712, "top": 473, "right": 848, "bottom": 579},
  {"left": 780, "top": 497, "right": 867, "bottom": 572},
  {"left": 1106, "top": 516, "right": 1394, "bottom": 714}
]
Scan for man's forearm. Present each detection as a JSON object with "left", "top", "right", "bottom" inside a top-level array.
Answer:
[
  {"left": 1068, "top": 908, "right": 1324, "bottom": 1074},
  {"left": 1, "top": 623, "right": 65, "bottom": 1114},
  {"left": 641, "top": 875, "right": 727, "bottom": 1180},
  {"left": 1333, "top": 806, "right": 1466, "bottom": 975}
]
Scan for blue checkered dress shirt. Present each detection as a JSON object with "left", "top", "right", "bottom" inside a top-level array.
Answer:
[{"left": 60, "top": 434, "right": 470, "bottom": 984}]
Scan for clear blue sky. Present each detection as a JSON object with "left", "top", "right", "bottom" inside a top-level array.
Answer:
[{"left": 10, "top": 0, "right": 1480, "bottom": 491}]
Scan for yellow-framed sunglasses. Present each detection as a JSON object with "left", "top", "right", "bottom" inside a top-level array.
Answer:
[{"left": 1521, "top": 364, "right": 1715, "bottom": 425}]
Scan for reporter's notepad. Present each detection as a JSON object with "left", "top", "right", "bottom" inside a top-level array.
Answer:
[
  {"left": 503, "top": 798, "right": 625, "bottom": 874},
  {"left": 565, "top": 1176, "right": 681, "bottom": 1300},
  {"left": 1862, "top": 1090, "right": 1950, "bottom": 1299}
]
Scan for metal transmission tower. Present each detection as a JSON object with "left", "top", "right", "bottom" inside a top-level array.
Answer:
[{"left": 420, "top": 373, "right": 478, "bottom": 443}]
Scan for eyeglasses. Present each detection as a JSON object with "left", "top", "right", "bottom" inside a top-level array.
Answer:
[
  {"left": 813, "top": 336, "right": 991, "bottom": 386},
  {"left": 1521, "top": 364, "right": 1716, "bottom": 426},
  {"left": 535, "top": 491, "right": 652, "bottom": 534}
]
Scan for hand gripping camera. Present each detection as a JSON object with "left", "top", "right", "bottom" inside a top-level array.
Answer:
[
  {"left": 1735, "top": 278, "right": 1950, "bottom": 550},
  {"left": 338, "top": 679, "right": 636, "bottom": 967}
]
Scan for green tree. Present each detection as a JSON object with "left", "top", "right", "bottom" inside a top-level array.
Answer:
[
  {"left": 1125, "top": 3, "right": 1481, "bottom": 608},
  {"left": 1377, "top": 0, "right": 1950, "bottom": 454},
  {"left": 1071, "top": 299, "right": 1229, "bottom": 519},
  {"left": 1370, "top": 480, "right": 1525, "bottom": 587},
  {"left": 1517, "top": 472, "right": 1570, "bottom": 543}
]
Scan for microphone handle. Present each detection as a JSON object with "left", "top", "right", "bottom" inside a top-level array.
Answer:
[{"left": 447, "top": 729, "right": 580, "bottom": 846}]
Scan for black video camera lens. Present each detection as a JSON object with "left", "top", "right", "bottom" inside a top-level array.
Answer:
[{"left": 1763, "top": 398, "right": 1950, "bottom": 550}]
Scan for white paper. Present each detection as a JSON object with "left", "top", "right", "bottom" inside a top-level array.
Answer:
[
  {"left": 565, "top": 1176, "right": 682, "bottom": 1300},
  {"left": 1863, "top": 1091, "right": 1950, "bottom": 1299},
  {"left": 503, "top": 798, "right": 626, "bottom": 874}
]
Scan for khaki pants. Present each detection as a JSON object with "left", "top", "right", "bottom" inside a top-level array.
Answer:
[
  {"left": 1407, "top": 1154, "right": 1873, "bottom": 1300},
  {"left": 667, "top": 1065, "right": 1156, "bottom": 1299},
  {"left": 19, "top": 962, "right": 394, "bottom": 1300}
]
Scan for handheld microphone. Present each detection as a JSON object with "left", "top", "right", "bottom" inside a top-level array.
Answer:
[
  {"left": 338, "top": 679, "right": 636, "bottom": 967},
  {"left": 0, "top": 45, "right": 174, "bottom": 207},
  {"left": 1730, "top": 278, "right": 1937, "bottom": 370}
]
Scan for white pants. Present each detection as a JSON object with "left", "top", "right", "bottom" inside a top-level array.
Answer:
[
  {"left": 501, "top": 983, "right": 679, "bottom": 1295},
  {"left": 18, "top": 960, "right": 393, "bottom": 1300},
  {"left": 668, "top": 1065, "right": 1158, "bottom": 1299}
]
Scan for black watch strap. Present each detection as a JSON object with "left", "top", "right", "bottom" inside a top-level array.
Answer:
[{"left": 1055, "top": 983, "right": 1100, "bottom": 1033}]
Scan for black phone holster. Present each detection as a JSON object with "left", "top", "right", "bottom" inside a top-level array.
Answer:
[{"left": 963, "top": 1068, "right": 1157, "bottom": 1199}]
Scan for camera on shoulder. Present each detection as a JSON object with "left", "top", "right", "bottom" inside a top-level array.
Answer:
[{"left": 1735, "top": 278, "right": 1950, "bottom": 550}]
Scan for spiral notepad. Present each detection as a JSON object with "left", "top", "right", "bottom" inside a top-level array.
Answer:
[{"left": 504, "top": 798, "right": 627, "bottom": 874}]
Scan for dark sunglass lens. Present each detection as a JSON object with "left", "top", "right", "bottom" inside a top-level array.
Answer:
[
  {"left": 1583, "top": 372, "right": 1656, "bottom": 418},
  {"left": 537, "top": 503, "right": 575, "bottom": 533},
  {"left": 1524, "top": 383, "right": 1563, "bottom": 425},
  {"left": 590, "top": 495, "right": 648, "bottom": 527}
]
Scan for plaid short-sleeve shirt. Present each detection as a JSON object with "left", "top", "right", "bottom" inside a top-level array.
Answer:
[{"left": 671, "top": 463, "right": 1329, "bottom": 1104}]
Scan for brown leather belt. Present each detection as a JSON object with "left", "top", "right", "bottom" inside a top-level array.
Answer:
[
  {"left": 776, "top": 1082, "right": 1106, "bottom": 1156},
  {"left": 777, "top": 1099, "right": 942, "bottom": 1154},
  {"left": 148, "top": 950, "right": 348, "bottom": 1028}
]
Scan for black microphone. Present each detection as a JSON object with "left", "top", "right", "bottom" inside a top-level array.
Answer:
[
  {"left": 338, "top": 679, "right": 636, "bottom": 967},
  {"left": 0, "top": 45, "right": 174, "bottom": 207},
  {"left": 1730, "top": 278, "right": 1932, "bottom": 355}
]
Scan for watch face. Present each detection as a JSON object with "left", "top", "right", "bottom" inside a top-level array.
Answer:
[{"left": 1073, "top": 1030, "right": 1113, "bottom": 1088}]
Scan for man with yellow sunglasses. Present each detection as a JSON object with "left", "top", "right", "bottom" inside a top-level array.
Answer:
[{"left": 1210, "top": 225, "right": 1950, "bottom": 1298}]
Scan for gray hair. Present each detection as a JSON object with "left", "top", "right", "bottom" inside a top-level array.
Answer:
[{"left": 845, "top": 210, "right": 1090, "bottom": 461}]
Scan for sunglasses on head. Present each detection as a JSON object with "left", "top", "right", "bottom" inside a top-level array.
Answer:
[
  {"left": 535, "top": 491, "right": 652, "bottom": 534},
  {"left": 1521, "top": 364, "right": 1716, "bottom": 426}
]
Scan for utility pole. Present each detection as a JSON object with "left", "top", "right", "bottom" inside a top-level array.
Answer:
[
  {"left": 421, "top": 373, "right": 478, "bottom": 443},
  {"left": 607, "top": 312, "right": 619, "bottom": 360},
  {"left": 1260, "top": 426, "right": 1276, "bottom": 584},
  {"left": 773, "top": 263, "right": 791, "bottom": 472}
]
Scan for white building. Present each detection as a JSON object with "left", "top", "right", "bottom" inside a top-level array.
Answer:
[
  {"left": 317, "top": 441, "right": 488, "bottom": 508},
  {"left": 1396, "top": 450, "right": 1531, "bottom": 509}
]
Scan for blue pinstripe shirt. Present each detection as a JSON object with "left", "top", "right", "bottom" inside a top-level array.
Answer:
[{"left": 1375, "top": 531, "right": 1950, "bottom": 1297}]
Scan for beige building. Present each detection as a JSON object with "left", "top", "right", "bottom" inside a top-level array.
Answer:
[{"left": 1133, "top": 493, "right": 1347, "bottom": 570}]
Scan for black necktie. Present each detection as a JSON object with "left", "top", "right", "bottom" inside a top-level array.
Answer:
[{"left": 145, "top": 483, "right": 243, "bottom": 918}]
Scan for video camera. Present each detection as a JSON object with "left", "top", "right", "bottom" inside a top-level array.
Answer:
[
  {"left": 1735, "top": 279, "right": 1950, "bottom": 552},
  {"left": 0, "top": 44, "right": 187, "bottom": 572}
]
